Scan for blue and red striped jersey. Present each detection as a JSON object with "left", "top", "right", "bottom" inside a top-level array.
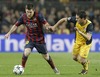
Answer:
[{"left": 15, "top": 11, "right": 47, "bottom": 44}]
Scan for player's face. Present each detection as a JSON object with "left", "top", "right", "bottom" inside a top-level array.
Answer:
[
  {"left": 76, "top": 15, "right": 84, "bottom": 25},
  {"left": 25, "top": 9, "right": 34, "bottom": 19}
]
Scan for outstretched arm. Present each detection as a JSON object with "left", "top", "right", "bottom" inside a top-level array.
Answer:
[
  {"left": 5, "top": 25, "right": 18, "bottom": 39},
  {"left": 54, "top": 18, "right": 67, "bottom": 28},
  {"left": 50, "top": 18, "right": 67, "bottom": 31},
  {"left": 43, "top": 22, "right": 51, "bottom": 29}
]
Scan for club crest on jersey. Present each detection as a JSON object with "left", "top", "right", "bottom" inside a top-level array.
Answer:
[
  {"left": 33, "top": 18, "right": 37, "bottom": 21},
  {"left": 84, "top": 28, "right": 86, "bottom": 32}
]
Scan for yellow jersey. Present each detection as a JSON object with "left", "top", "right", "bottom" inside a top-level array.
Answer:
[
  {"left": 67, "top": 17, "right": 93, "bottom": 45},
  {"left": 75, "top": 19, "right": 92, "bottom": 44}
]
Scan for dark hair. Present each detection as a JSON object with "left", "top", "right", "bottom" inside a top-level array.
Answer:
[
  {"left": 78, "top": 10, "right": 87, "bottom": 19},
  {"left": 72, "top": 11, "right": 76, "bottom": 16},
  {"left": 25, "top": 3, "right": 34, "bottom": 10}
]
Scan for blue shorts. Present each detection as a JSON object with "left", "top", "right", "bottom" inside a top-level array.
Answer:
[{"left": 25, "top": 40, "right": 48, "bottom": 54}]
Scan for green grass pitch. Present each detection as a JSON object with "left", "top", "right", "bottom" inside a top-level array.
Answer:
[{"left": 0, "top": 52, "right": 100, "bottom": 77}]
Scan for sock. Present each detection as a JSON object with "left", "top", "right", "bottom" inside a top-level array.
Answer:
[
  {"left": 46, "top": 56, "right": 55, "bottom": 69},
  {"left": 81, "top": 60, "right": 89, "bottom": 70},
  {"left": 22, "top": 54, "right": 28, "bottom": 68}
]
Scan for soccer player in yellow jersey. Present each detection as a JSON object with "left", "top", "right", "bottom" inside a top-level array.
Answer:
[{"left": 50, "top": 10, "right": 93, "bottom": 75}]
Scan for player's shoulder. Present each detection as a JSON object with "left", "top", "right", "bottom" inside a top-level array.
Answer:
[
  {"left": 21, "top": 13, "right": 27, "bottom": 17},
  {"left": 86, "top": 20, "right": 93, "bottom": 31},
  {"left": 35, "top": 11, "right": 43, "bottom": 17},
  {"left": 87, "top": 19, "right": 93, "bottom": 27},
  {"left": 35, "top": 10, "right": 41, "bottom": 14},
  {"left": 33, "top": 11, "right": 40, "bottom": 18},
  {"left": 87, "top": 19, "right": 92, "bottom": 24},
  {"left": 35, "top": 11, "right": 40, "bottom": 14},
  {"left": 67, "top": 16, "right": 76, "bottom": 24},
  {"left": 19, "top": 13, "right": 27, "bottom": 20}
]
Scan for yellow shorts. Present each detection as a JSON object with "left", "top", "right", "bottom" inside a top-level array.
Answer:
[{"left": 72, "top": 43, "right": 91, "bottom": 58}]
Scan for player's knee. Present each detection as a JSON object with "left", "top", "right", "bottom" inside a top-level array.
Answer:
[
  {"left": 73, "top": 57, "right": 78, "bottom": 61},
  {"left": 24, "top": 48, "right": 31, "bottom": 56},
  {"left": 80, "top": 58, "right": 87, "bottom": 64},
  {"left": 42, "top": 53, "right": 49, "bottom": 60},
  {"left": 77, "top": 55, "right": 87, "bottom": 64},
  {"left": 73, "top": 55, "right": 78, "bottom": 61}
]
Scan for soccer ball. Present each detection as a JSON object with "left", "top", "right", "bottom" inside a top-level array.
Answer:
[{"left": 13, "top": 65, "right": 24, "bottom": 75}]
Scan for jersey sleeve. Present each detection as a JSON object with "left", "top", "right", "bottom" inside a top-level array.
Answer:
[
  {"left": 38, "top": 13, "right": 47, "bottom": 24},
  {"left": 67, "top": 16, "right": 76, "bottom": 24},
  {"left": 86, "top": 23, "right": 93, "bottom": 34},
  {"left": 15, "top": 15, "right": 24, "bottom": 26}
]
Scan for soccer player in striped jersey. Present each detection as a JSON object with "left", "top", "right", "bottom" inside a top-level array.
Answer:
[
  {"left": 5, "top": 3, "right": 60, "bottom": 74},
  {"left": 50, "top": 10, "right": 93, "bottom": 75}
]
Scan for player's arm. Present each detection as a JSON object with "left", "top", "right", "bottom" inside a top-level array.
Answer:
[
  {"left": 74, "top": 23, "right": 93, "bottom": 41},
  {"left": 51, "top": 16, "right": 76, "bottom": 31},
  {"left": 51, "top": 18, "right": 67, "bottom": 31},
  {"left": 5, "top": 25, "right": 18, "bottom": 39},
  {"left": 43, "top": 22, "right": 52, "bottom": 30},
  {"left": 80, "top": 32, "right": 92, "bottom": 41},
  {"left": 5, "top": 14, "right": 24, "bottom": 39},
  {"left": 75, "top": 27, "right": 92, "bottom": 40},
  {"left": 38, "top": 13, "right": 52, "bottom": 30},
  {"left": 54, "top": 18, "right": 67, "bottom": 28}
]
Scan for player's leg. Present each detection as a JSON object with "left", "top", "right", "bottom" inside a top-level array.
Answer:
[
  {"left": 22, "top": 41, "right": 33, "bottom": 68},
  {"left": 22, "top": 48, "right": 31, "bottom": 68},
  {"left": 72, "top": 43, "right": 80, "bottom": 63},
  {"left": 77, "top": 55, "right": 89, "bottom": 75},
  {"left": 78, "top": 44, "right": 91, "bottom": 75},
  {"left": 42, "top": 53, "right": 60, "bottom": 74},
  {"left": 77, "top": 55, "right": 89, "bottom": 70},
  {"left": 72, "top": 43, "right": 88, "bottom": 74},
  {"left": 35, "top": 43, "right": 60, "bottom": 74},
  {"left": 42, "top": 53, "right": 55, "bottom": 69}
]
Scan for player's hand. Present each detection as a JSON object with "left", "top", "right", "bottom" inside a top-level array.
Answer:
[
  {"left": 48, "top": 26, "right": 56, "bottom": 32},
  {"left": 46, "top": 26, "right": 51, "bottom": 30},
  {"left": 74, "top": 27, "right": 81, "bottom": 34},
  {"left": 5, "top": 33, "right": 10, "bottom": 39}
]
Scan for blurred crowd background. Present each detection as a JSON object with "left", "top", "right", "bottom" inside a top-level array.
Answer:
[{"left": 0, "top": 0, "right": 100, "bottom": 34}]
